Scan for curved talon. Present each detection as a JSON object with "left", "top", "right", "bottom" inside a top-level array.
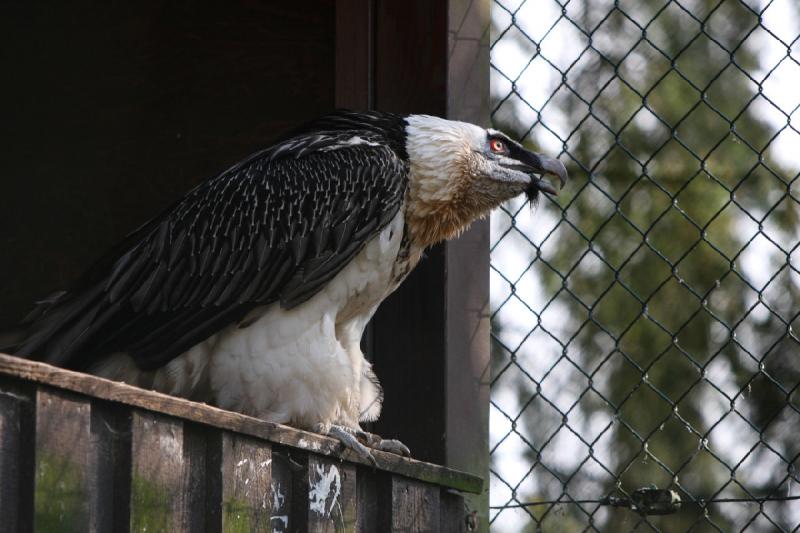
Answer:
[
  {"left": 327, "top": 425, "right": 378, "bottom": 467},
  {"left": 355, "top": 429, "right": 411, "bottom": 457},
  {"left": 376, "top": 438, "right": 411, "bottom": 457}
]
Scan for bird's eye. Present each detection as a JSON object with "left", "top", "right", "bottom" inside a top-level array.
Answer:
[{"left": 489, "top": 139, "right": 507, "bottom": 153}]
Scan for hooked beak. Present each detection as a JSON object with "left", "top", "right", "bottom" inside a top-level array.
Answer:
[{"left": 529, "top": 155, "right": 568, "bottom": 196}]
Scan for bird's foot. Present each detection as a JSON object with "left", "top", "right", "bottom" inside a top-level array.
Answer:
[
  {"left": 356, "top": 430, "right": 412, "bottom": 457},
  {"left": 326, "top": 425, "right": 378, "bottom": 466},
  {"left": 322, "top": 424, "right": 411, "bottom": 466}
]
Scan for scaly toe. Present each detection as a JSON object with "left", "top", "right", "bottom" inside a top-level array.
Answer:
[
  {"left": 353, "top": 429, "right": 411, "bottom": 457},
  {"left": 327, "top": 425, "right": 378, "bottom": 467}
]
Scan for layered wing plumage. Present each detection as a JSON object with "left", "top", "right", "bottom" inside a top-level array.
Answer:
[{"left": 13, "top": 111, "right": 409, "bottom": 371}]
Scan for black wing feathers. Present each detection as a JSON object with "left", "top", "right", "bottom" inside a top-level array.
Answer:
[{"left": 13, "top": 111, "right": 408, "bottom": 371}]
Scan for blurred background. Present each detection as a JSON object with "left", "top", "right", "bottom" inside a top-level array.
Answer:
[{"left": 488, "top": 0, "right": 800, "bottom": 530}]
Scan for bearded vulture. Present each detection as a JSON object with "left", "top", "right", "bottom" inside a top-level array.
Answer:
[{"left": 7, "top": 110, "right": 567, "bottom": 460}]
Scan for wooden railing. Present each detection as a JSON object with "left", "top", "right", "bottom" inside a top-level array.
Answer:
[{"left": 0, "top": 354, "right": 482, "bottom": 532}]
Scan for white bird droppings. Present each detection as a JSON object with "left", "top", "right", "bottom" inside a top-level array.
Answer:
[{"left": 308, "top": 464, "right": 341, "bottom": 518}]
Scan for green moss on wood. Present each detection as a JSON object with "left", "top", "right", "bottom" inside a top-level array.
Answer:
[
  {"left": 130, "top": 474, "right": 175, "bottom": 533},
  {"left": 34, "top": 453, "right": 88, "bottom": 533},
  {"left": 222, "top": 497, "right": 256, "bottom": 533}
]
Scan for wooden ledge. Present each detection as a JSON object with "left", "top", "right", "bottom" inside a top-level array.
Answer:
[{"left": 0, "top": 353, "right": 482, "bottom": 494}]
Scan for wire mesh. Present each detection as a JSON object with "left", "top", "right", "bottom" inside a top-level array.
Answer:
[{"left": 488, "top": 0, "right": 800, "bottom": 531}]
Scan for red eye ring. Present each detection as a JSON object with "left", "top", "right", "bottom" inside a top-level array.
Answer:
[{"left": 490, "top": 139, "right": 507, "bottom": 153}]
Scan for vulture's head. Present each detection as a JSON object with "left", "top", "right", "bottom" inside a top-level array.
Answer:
[{"left": 404, "top": 114, "right": 568, "bottom": 247}]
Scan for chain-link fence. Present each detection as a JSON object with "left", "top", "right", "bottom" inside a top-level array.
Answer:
[{"left": 488, "top": 0, "right": 800, "bottom": 530}]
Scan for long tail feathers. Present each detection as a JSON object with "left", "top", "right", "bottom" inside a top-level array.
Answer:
[{"left": 9, "top": 284, "right": 106, "bottom": 368}]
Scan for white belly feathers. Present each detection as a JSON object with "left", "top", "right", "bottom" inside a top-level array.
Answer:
[{"left": 93, "top": 210, "right": 407, "bottom": 431}]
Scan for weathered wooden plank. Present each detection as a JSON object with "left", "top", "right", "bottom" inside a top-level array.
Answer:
[
  {"left": 130, "top": 411, "right": 184, "bottom": 532},
  {"left": 356, "top": 467, "right": 380, "bottom": 533},
  {"left": 440, "top": 490, "right": 467, "bottom": 533},
  {"left": 205, "top": 431, "right": 223, "bottom": 533},
  {"left": 130, "top": 411, "right": 208, "bottom": 532},
  {"left": 270, "top": 450, "right": 295, "bottom": 533},
  {"left": 220, "top": 432, "right": 272, "bottom": 533},
  {"left": 290, "top": 452, "right": 310, "bottom": 533},
  {"left": 0, "top": 380, "right": 35, "bottom": 533},
  {"left": 90, "top": 402, "right": 132, "bottom": 532},
  {"left": 0, "top": 392, "right": 24, "bottom": 531},
  {"left": 34, "top": 388, "right": 93, "bottom": 532},
  {"left": 0, "top": 354, "right": 483, "bottom": 494},
  {"left": 185, "top": 424, "right": 212, "bottom": 532},
  {"left": 386, "top": 476, "right": 441, "bottom": 533},
  {"left": 307, "top": 455, "right": 357, "bottom": 532}
]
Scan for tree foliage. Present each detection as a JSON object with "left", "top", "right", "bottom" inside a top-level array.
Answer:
[{"left": 490, "top": 1, "right": 800, "bottom": 530}]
